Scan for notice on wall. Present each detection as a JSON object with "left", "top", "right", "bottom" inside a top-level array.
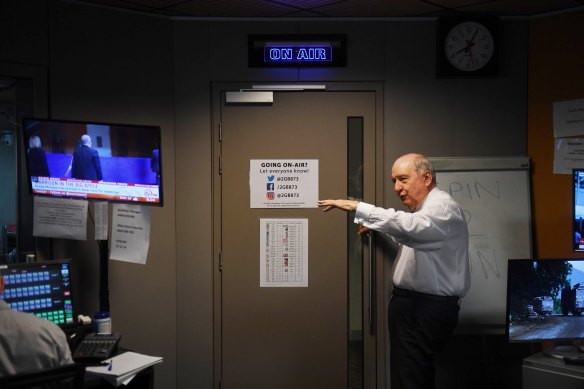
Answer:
[
  {"left": 553, "top": 98, "right": 584, "bottom": 138},
  {"left": 94, "top": 202, "right": 109, "bottom": 240},
  {"left": 260, "top": 218, "right": 308, "bottom": 287},
  {"left": 250, "top": 159, "right": 318, "bottom": 208},
  {"left": 110, "top": 204, "right": 151, "bottom": 265},
  {"left": 553, "top": 137, "right": 584, "bottom": 174},
  {"left": 33, "top": 197, "right": 88, "bottom": 240}
]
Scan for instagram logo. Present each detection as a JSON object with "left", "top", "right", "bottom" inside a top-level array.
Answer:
[{"left": 266, "top": 192, "right": 275, "bottom": 200}]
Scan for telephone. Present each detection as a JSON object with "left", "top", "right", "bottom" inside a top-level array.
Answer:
[{"left": 72, "top": 333, "right": 121, "bottom": 362}]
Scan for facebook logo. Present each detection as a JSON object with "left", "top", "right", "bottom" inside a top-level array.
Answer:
[{"left": 267, "top": 183, "right": 274, "bottom": 190}]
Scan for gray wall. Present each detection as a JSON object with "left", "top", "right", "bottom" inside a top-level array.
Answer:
[
  {"left": 2, "top": 1, "right": 528, "bottom": 388},
  {"left": 48, "top": 3, "right": 177, "bottom": 388},
  {"left": 2, "top": 1, "right": 177, "bottom": 387}
]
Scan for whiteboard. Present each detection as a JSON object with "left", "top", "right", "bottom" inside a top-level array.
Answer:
[{"left": 432, "top": 157, "right": 532, "bottom": 331}]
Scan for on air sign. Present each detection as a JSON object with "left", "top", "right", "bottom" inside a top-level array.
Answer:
[
  {"left": 264, "top": 46, "right": 332, "bottom": 63},
  {"left": 249, "top": 34, "right": 346, "bottom": 67}
]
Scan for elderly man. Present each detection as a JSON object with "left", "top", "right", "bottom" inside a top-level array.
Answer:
[{"left": 318, "top": 152, "right": 471, "bottom": 389}]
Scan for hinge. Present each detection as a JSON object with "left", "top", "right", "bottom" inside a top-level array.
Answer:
[
  {"left": 219, "top": 122, "right": 222, "bottom": 142},
  {"left": 219, "top": 251, "right": 223, "bottom": 272},
  {"left": 219, "top": 155, "right": 223, "bottom": 175}
]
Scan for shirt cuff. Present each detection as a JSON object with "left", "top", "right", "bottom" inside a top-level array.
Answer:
[{"left": 354, "top": 202, "right": 375, "bottom": 225}]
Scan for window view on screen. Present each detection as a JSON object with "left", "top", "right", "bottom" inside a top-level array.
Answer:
[
  {"left": 507, "top": 258, "right": 584, "bottom": 342},
  {"left": 0, "top": 260, "right": 75, "bottom": 326},
  {"left": 574, "top": 169, "right": 584, "bottom": 251},
  {"left": 22, "top": 118, "right": 163, "bottom": 205}
]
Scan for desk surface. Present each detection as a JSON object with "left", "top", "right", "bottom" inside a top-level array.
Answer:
[
  {"left": 64, "top": 326, "right": 156, "bottom": 389},
  {"left": 524, "top": 352, "right": 584, "bottom": 377},
  {"left": 523, "top": 352, "right": 584, "bottom": 389}
]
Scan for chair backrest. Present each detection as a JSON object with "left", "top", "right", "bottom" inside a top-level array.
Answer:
[{"left": 0, "top": 363, "right": 85, "bottom": 389}]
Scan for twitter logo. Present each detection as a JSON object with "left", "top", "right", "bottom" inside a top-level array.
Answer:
[{"left": 267, "top": 175, "right": 275, "bottom": 182}]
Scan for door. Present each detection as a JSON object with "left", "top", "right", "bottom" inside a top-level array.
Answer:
[{"left": 213, "top": 84, "right": 382, "bottom": 388}]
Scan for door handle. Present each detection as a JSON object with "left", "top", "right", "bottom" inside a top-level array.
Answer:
[{"left": 368, "top": 231, "right": 376, "bottom": 335}]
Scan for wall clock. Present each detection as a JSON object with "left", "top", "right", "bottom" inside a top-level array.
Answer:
[{"left": 436, "top": 17, "right": 498, "bottom": 77}]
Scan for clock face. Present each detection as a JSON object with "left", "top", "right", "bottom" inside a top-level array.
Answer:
[{"left": 444, "top": 21, "right": 494, "bottom": 72}]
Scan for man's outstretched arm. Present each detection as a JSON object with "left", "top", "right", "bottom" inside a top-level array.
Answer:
[{"left": 317, "top": 199, "right": 359, "bottom": 212}]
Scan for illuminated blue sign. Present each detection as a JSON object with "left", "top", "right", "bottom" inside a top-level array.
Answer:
[
  {"left": 249, "top": 34, "right": 346, "bottom": 68},
  {"left": 264, "top": 46, "right": 332, "bottom": 63}
]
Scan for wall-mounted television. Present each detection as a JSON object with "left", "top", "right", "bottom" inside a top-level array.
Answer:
[
  {"left": 22, "top": 118, "right": 163, "bottom": 206},
  {"left": 507, "top": 258, "right": 584, "bottom": 357},
  {"left": 574, "top": 169, "right": 584, "bottom": 251}
]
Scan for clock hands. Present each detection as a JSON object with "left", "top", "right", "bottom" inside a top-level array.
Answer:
[
  {"left": 454, "top": 45, "right": 468, "bottom": 55},
  {"left": 466, "top": 28, "right": 480, "bottom": 67},
  {"left": 451, "top": 27, "right": 479, "bottom": 58},
  {"left": 468, "top": 29, "right": 479, "bottom": 45}
]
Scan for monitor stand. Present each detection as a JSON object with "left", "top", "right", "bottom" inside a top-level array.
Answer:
[
  {"left": 98, "top": 239, "right": 110, "bottom": 312},
  {"left": 543, "top": 342, "right": 583, "bottom": 359}
]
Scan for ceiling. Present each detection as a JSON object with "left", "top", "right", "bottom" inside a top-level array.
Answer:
[{"left": 75, "top": 0, "right": 584, "bottom": 19}]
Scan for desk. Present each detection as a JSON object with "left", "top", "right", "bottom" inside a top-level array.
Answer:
[
  {"left": 65, "top": 327, "right": 156, "bottom": 389},
  {"left": 523, "top": 352, "right": 584, "bottom": 389}
]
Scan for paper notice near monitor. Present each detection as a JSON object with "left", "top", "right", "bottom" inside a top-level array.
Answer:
[
  {"left": 553, "top": 98, "right": 584, "bottom": 138},
  {"left": 33, "top": 197, "right": 88, "bottom": 240},
  {"left": 94, "top": 201, "right": 109, "bottom": 240},
  {"left": 553, "top": 137, "right": 584, "bottom": 174},
  {"left": 110, "top": 204, "right": 151, "bottom": 264}
]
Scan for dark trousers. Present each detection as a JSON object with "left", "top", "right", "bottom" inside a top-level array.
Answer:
[{"left": 388, "top": 288, "right": 460, "bottom": 389}]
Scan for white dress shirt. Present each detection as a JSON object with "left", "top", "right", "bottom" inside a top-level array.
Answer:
[
  {"left": 0, "top": 300, "right": 73, "bottom": 377},
  {"left": 354, "top": 187, "right": 471, "bottom": 297}
]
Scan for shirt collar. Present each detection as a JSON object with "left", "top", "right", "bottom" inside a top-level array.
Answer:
[{"left": 415, "top": 187, "right": 438, "bottom": 212}]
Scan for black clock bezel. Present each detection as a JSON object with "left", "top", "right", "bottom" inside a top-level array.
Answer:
[{"left": 436, "top": 16, "right": 499, "bottom": 78}]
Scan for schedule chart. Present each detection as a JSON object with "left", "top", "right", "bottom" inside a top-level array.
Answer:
[{"left": 260, "top": 218, "right": 308, "bottom": 287}]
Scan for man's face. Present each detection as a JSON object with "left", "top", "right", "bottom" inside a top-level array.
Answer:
[{"left": 391, "top": 156, "right": 431, "bottom": 212}]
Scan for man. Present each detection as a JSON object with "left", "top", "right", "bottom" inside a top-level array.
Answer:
[
  {"left": 0, "top": 268, "right": 74, "bottom": 376},
  {"left": 72, "top": 134, "right": 103, "bottom": 181},
  {"left": 318, "top": 153, "right": 471, "bottom": 389}
]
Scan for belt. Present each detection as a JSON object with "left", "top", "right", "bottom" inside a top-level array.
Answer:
[{"left": 392, "top": 287, "right": 460, "bottom": 304}]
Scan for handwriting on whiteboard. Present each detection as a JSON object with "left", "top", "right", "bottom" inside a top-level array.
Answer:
[{"left": 447, "top": 179, "right": 502, "bottom": 280}]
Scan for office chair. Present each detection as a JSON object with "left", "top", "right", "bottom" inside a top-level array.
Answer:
[{"left": 0, "top": 363, "right": 86, "bottom": 389}]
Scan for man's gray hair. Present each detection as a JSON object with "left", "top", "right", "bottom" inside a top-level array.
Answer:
[{"left": 414, "top": 156, "right": 437, "bottom": 183}]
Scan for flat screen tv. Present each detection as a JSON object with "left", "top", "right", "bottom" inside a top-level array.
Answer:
[
  {"left": 22, "top": 118, "right": 163, "bottom": 206},
  {"left": 574, "top": 169, "right": 584, "bottom": 251},
  {"left": 507, "top": 258, "right": 584, "bottom": 357},
  {"left": 0, "top": 259, "right": 75, "bottom": 327}
]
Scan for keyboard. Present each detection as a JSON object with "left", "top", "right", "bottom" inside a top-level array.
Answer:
[{"left": 72, "top": 333, "right": 121, "bottom": 362}]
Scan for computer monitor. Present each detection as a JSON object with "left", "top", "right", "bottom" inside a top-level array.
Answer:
[
  {"left": 574, "top": 169, "right": 584, "bottom": 251},
  {"left": 0, "top": 259, "right": 75, "bottom": 327},
  {"left": 21, "top": 117, "right": 163, "bottom": 206},
  {"left": 506, "top": 258, "right": 584, "bottom": 357}
]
